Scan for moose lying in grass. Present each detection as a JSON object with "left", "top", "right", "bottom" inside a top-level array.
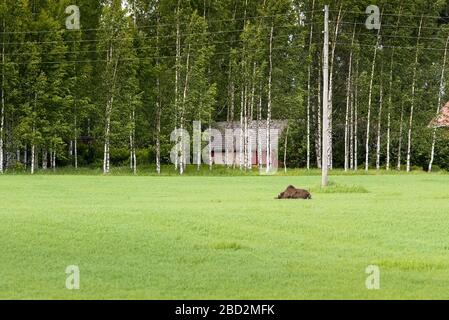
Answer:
[{"left": 276, "top": 185, "right": 312, "bottom": 200}]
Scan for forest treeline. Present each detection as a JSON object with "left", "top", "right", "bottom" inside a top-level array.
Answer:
[{"left": 0, "top": 0, "right": 449, "bottom": 174}]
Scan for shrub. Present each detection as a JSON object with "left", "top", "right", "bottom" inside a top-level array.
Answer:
[
  {"left": 411, "top": 165, "right": 424, "bottom": 172},
  {"left": 136, "top": 149, "right": 150, "bottom": 166},
  {"left": 110, "top": 147, "right": 129, "bottom": 166},
  {"left": 12, "top": 161, "right": 25, "bottom": 172},
  {"left": 311, "top": 182, "right": 369, "bottom": 194},
  {"left": 430, "top": 165, "right": 442, "bottom": 172}
]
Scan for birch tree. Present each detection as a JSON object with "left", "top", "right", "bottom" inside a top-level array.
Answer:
[
  {"left": 354, "top": 58, "right": 359, "bottom": 171},
  {"left": 428, "top": 34, "right": 449, "bottom": 172},
  {"left": 315, "top": 59, "right": 322, "bottom": 169},
  {"left": 365, "top": 23, "right": 382, "bottom": 171},
  {"left": 344, "top": 23, "right": 356, "bottom": 172},
  {"left": 98, "top": 0, "right": 135, "bottom": 174},
  {"left": 397, "top": 102, "right": 404, "bottom": 170},
  {"left": 375, "top": 66, "right": 383, "bottom": 171},
  {"left": 155, "top": 12, "right": 162, "bottom": 174},
  {"left": 327, "top": 4, "right": 342, "bottom": 170},
  {"left": 174, "top": 0, "right": 181, "bottom": 171},
  {"left": 305, "top": 0, "right": 315, "bottom": 170},
  {"left": 406, "top": 16, "right": 423, "bottom": 172},
  {"left": 266, "top": 23, "right": 274, "bottom": 173},
  {"left": 386, "top": 6, "right": 402, "bottom": 171}
]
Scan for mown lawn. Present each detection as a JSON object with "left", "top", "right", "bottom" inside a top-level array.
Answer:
[{"left": 1, "top": 173, "right": 449, "bottom": 299}]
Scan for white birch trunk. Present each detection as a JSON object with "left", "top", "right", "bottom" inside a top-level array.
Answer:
[
  {"left": 73, "top": 65, "right": 78, "bottom": 170},
  {"left": 365, "top": 26, "right": 382, "bottom": 171},
  {"left": 327, "top": 5, "right": 342, "bottom": 170},
  {"left": 397, "top": 103, "right": 404, "bottom": 170},
  {"left": 244, "top": 84, "right": 248, "bottom": 171},
  {"left": 240, "top": 89, "right": 244, "bottom": 170},
  {"left": 240, "top": 42, "right": 247, "bottom": 170},
  {"left": 174, "top": 4, "right": 181, "bottom": 171},
  {"left": 103, "top": 110, "right": 111, "bottom": 174},
  {"left": 322, "top": 5, "right": 330, "bottom": 186},
  {"left": 31, "top": 90, "right": 38, "bottom": 175},
  {"left": 243, "top": 84, "right": 248, "bottom": 171},
  {"left": 129, "top": 109, "right": 135, "bottom": 174},
  {"left": 386, "top": 9, "right": 402, "bottom": 171},
  {"left": 284, "top": 125, "right": 289, "bottom": 173},
  {"left": 266, "top": 24, "right": 274, "bottom": 173},
  {"left": 257, "top": 83, "right": 262, "bottom": 170},
  {"left": 386, "top": 58, "right": 393, "bottom": 171},
  {"left": 209, "top": 124, "right": 212, "bottom": 170},
  {"left": 74, "top": 115, "right": 78, "bottom": 170},
  {"left": 354, "top": 59, "right": 359, "bottom": 171},
  {"left": 52, "top": 148, "right": 56, "bottom": 171},
  {"left": 249, "top": 63, "right": 256, "bottom": 170},
  {"left": 50, "top": 147, "right": 53, "bottom": 169},
  {"left": 376, "top": 68, "right": 384, "bottom": 171},
  {"left": 428, "top": 35, "right": 449, "bottom": 172},
  {"left": 155, "top": 14, "right": 161, "bottom": 175},
  {"left": 180, "top": 45, "right": 191, "bottom": 175},
  {"left": 133, "top": 136, "right": 136, "bottom": 175},
  {"left": 132, "top": 108, "right": 137, "bottom": 174},
  {"left": 406, "top": 16, "right": 423, "bottom": 172},
  {"left": 344, "top": 24, "right": 356, "bottom": 171},
  {"left": 226, "top": 61, "right": 232, "bottom": 168},
  {"left": 196, "top": 121, "right": 202, "bottom": 171},
  {"left": 230, "top": 78, "right": 235, "bottom": 168},
  {"left": 316, "top": 63, "right": 322, "bottom": 169},
  {"left": 350, "top": 74, "right": 355, "bottom": 170},
  {"left": 103, "top": 45, "right": 119, "bottom": 174},
  {"left": 305, "top": 0, "right": 315, "bottom": 170},
  {"left": 156, "top": 99, "right": 161, "bottom": 174},
  {"left": 306, "top": 64, "right": 311, "bottom": 170},
  {"left": 31, "top": 143, "right": 35, "bottom": 175},
  {"left": 130, "top": 129, "right": 133, "bottom": 170}
]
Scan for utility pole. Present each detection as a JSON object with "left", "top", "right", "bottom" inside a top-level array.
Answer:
[
  {"left": 322, "top": 5, "right": 330, "bottom": 187},
  {"left": 0, "top": 0, "right": 5, "bottom": 174}
]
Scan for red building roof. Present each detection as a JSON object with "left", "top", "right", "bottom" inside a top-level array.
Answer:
[{"left": 430, "top": 103, "right": 449, "bottom": 128}]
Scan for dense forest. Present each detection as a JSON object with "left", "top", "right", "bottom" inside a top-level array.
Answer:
[{"left": 1, "top": 0, "right": 449, "bottom": 174}]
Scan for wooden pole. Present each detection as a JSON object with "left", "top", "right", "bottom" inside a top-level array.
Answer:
[{"left": 322, "top": 5, "right": 330, "bottom": 187}]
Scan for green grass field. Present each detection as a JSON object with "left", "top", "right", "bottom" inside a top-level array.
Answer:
[{"left": 1, "top": 172, "right": 449, "bottom": 299}]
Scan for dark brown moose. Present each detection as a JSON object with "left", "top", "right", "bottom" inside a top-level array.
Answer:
[{"left": 277, "top": 185, "right": 312, "bottom": 200}]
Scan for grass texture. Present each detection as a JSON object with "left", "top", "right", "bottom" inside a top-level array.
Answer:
[{"left": 1, "top": 173, "right": 449, "bottom": 299}]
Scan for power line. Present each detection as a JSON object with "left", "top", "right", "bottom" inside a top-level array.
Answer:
[
  {"left": 330, "top": 41, "right": 449, "bottom": 52},
  {"left": 1, "top": 32, "right": 302, "bottom": 58},
  {"left": 339, "top": 20, "right": 448, "bottom": 32},
  {"left": 336, "top": 31, "right": 449, "bottom": 43},
  {"left": 0, "top": 43, "right": 307, "bottom": 66},
  {"left": 0, "top": 11, "right": 320, "bottom": 35},
  {"left": 329, "top": 9, "right": 448, "bottom": 21},
  {"left": 0, "top": 22, "right": 315, "bottom": 46}
]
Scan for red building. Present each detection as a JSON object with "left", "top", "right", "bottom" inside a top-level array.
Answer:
[{"left": 211, "top": 120, "right": 289, "bottom": 167}]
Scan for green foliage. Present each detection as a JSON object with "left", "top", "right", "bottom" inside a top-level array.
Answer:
[
  {"left": 310, "top": 181, "right": 369, "bottom": 193},
  {"left": 2, "top": 174, "right": 449, "bottom": 299},
  {"left": 1, "top": 0, "right": 449, "bottom": 173},
  {"left": 430, "top": 164, "right": 442, "bottom": 172}
]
